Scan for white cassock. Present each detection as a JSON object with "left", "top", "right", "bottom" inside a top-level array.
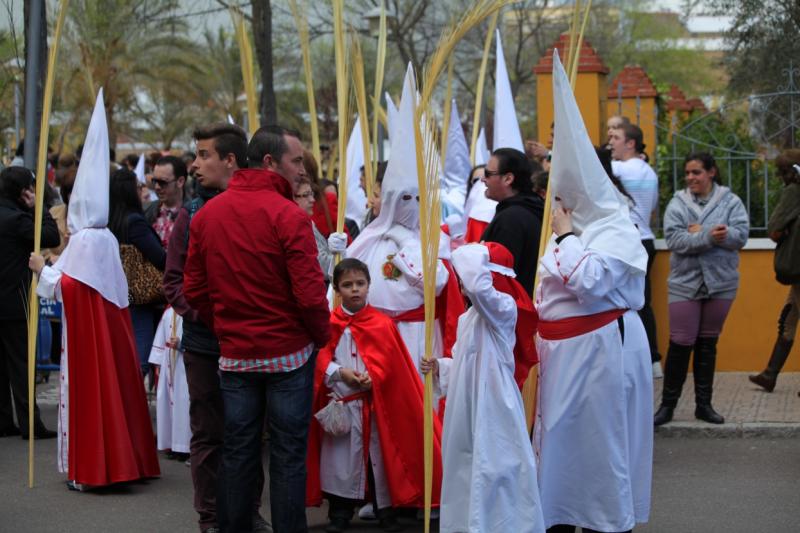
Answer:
[
  {"left": 148, "top": 307, "right": 190, "bottom": 454},
  {"left": 320, "top": 313, "right": 391, "bottom": 509},
  {"left": 534, "top": 235, "right": 653, "bottom": 532},
  {"left": 37, "top": 265, "right": 70, "bottom": 473},
  {"left": 437, "top": 245, "right": 545, "bottom": 533},
  {"left": 352, "top": 224, "right": 449, "bottom": 378}
]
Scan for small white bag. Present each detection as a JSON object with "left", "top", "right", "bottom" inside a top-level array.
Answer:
[{"left": 314, "top": 395, "right": 352, "bottom": 436}]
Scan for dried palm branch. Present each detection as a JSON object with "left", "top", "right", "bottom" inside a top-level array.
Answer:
[{"left": 289, "top": 0, "right": 322, "bottom": 165}]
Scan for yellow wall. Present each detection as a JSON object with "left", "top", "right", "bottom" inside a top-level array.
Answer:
[
  {"left": 606, "top": 97, "right": 657, "bottom": 160},
  {"left": 537, "top": 71, "right": 607, "bottom": 146},
  {"left": 651, "top": 248, "right": 800, "bottom": 371}
]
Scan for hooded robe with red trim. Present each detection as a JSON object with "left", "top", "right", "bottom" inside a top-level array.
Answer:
[{"left": 306, "top": 304, "right": 443, "bottom": 508}]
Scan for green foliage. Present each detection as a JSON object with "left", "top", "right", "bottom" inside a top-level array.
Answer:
[{"left": 655, "top": 106, "right": 783, "bottom": 237}]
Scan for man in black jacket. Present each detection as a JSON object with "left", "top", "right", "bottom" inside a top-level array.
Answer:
[
  {"left": 481, "top": 148, "right": 544, "bottom": 295},
  {"left": 0, "top": 167, "right": 60, "bottom": 439}
]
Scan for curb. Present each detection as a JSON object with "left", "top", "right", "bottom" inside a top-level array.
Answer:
[{"left": 655, "top": 422, "right": 800, "bottom": 438}]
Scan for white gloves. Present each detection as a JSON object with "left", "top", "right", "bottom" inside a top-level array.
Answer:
[{"left": 327, "top": 232, "right": 348, "bottom": 254}]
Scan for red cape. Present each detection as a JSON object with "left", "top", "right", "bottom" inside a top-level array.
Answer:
[
  {"left": 61, "top": 275, "right": 160, "bottom": 486},
  {"left": 438, "top": 260, "right": 465, "bottom": 358},
  {"left": 465, "top": 218, "right": 489, "bottom": 243},
  {"left": 306, "top": 304, "right": 443, "bottom": 508}
]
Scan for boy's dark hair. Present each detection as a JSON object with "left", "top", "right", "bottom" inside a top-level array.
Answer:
[
  {"left": 492, "top": 147, "right": 534, "bottom": 195},
  {"left": 0, "top": 166, "right": 34, "bottom": 202},
  {"left": 247, "top": 124, "right": 301, "bottom": 168},
  {"left": 333, "top": 258, "right": 371, "bottom": 289},
  {"left": 192, "top": 122, "right": 248, "bottom": 169}
]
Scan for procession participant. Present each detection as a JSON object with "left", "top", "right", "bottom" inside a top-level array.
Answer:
[
  {"left": 422, "top": 242, "right": 543, "bottom": 533},
  {"left": 148, "top": 306, "right": 190, "bottom": 459},
  {"left": 30, "top": 89, "right": 160, "bottom": 490},
  {"left": 534, "top": 53, "right": 652, "bottom": 533},
  {"left": 327, "top": 64, "right": 463, "bottom": 374},
  {"left": 307, "top": 259, "right": 442, "bottom": 533}
]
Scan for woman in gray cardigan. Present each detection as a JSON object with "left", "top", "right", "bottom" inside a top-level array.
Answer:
[{"left": 654, "top": 152, "right": 749, "bottom": 426}]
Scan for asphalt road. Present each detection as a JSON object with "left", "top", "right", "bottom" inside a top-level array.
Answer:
[{"left": 1, "top": 405, "right": 798, "bottom": 532}]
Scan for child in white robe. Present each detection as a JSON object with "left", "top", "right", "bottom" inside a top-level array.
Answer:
[
  {"left": 423, "top": 242, "right": 545, "bottom": 533},
  {"left": 148, "top": 306, "right": 190, "bottom": 456}
]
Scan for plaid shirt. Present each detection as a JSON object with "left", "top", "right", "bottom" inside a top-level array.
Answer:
[{"left": 218, "top": 342, "right": 314, "bottom": 373}]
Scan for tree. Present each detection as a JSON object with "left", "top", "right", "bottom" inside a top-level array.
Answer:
[
  {"left": 57, "top": 0, "right": 196, "bottom": 147},
  {"left": 710, "top": 0, "right": 800, "bottom": 97}
]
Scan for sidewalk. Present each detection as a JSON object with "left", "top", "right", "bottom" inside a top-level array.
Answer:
[{"left": 653, "top": 372, "right": 800, "bottom": 437}]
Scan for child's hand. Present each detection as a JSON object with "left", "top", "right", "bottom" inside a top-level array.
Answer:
[
  {"left": 360, "top": 371, "right": 372, "bottom": 390},
  {"left": 28, "top": 253, "right": 45, "bottom": 274},
  {"left": 340, "top": 368, "right": 365, "bottom": 388},
  {"left": 166, "top": 336, "right": 180, "bottom": 349},
  {"left": 420, "top": 357, "right": 438, "bottom": 377}
]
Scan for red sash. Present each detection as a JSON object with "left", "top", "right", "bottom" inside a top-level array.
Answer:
[
  {"left": 538, "top": 309, "right": 626, "bottom": 340},
  {"left": 391, "top": 303, "right": 441, "bottom": 323}
]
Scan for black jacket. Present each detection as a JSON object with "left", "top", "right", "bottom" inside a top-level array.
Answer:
[
  {"left": 0, "top": 198, "right": 60, "bottom": 320},
  {"left": 480, "top": 193, "right": 544, "bottom": 295}
]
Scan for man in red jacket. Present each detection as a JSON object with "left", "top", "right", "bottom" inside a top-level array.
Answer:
[{"left": 184, "top": 125, "right": 331, "bottom": 533}]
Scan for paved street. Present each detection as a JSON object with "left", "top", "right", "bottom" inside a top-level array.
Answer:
[{"left": 1, "top": 377, "right": 798, "bottom": 532}]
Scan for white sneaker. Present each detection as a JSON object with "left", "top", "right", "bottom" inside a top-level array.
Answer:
[
  {"left": 358, "top": 503, "right": 376, "bottom": 520},
  {"left": 652, "top": 361, "right": 663, "bottom": 379}
]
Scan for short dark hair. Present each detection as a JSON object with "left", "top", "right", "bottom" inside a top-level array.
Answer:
[
  {"left": 333, "top": 258, "right": 371, "bottom": 289},
  {"left": 247, "top": 125, "right": 301, "bottom": 168},
  {"left": 193, "top": 122, "right": 248, "bottom": 169},
  {"left": 155, "top": 155, "right": 188, "bottom": 180},
  {"left": 375, "top": 161, "right": 387, "bottom": 185},
  {"left": 492, "top": 148, "right": 534, "bottom": 195},
  {"left": 685, "top": 152, "right": 722, "bottom": 184},
  {"left": 0, "top": 166, "right": 34, "bottom": 202},
  {"left": 620, "top": 123, "right": 645, "bottom": 153}
]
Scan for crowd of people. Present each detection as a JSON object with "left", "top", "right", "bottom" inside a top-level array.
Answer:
[{"left": 1, "top": 63, "right": 798, "bottom": 533}]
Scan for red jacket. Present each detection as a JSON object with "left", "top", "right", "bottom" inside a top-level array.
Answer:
[{"left": 184, "top": 168, "right": 331, "bottom": 358}]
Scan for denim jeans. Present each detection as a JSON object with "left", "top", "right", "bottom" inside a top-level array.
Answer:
[
  {"left": 218, "top": 354, "right": 315, "bottom": 533},
  {"left": 129, "top": 304, "right": 155, "bottom": 377}
]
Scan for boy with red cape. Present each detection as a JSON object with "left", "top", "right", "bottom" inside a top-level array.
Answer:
[
  {"left": 30, "top": 89, "right": 159, "bottom": 490},
  {"left": 306, "top": 258, "right": 443, "bottom": 533}
]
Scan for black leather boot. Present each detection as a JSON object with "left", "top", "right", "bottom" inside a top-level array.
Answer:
[
  {"left": 654, "top": 341, "right": 693, "bottom": 426},
  {"left": 693, "top": 336, "right": 724, "bottom": 424},
  {"left": 749, "top": 336, "right": 793, "bottom": 392}
]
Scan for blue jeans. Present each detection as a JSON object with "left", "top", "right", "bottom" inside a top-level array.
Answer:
[
  {"left": 218, "top": 355, "right": 316, "bottom": 533},
  {"left": 129, "top": 305, "right": 155, "bottom": 377}
]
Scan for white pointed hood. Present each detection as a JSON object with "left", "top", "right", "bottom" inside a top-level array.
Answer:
[
  {"left": 465, "top": 127, "right": 497, "bottom": 223},
  {"left": 385, "top": 91, "right": 399, "bottom": 141},
  {"left": 348, "top": 63, "right": 421, "bottom": 259},
  {"left": 442, "top": 98, "right": 471, "bottom": 197},
  {"left": 345, "top": 115, "right": 368, "bottom": 228},
  {"left": 55, "top": 88, "right": 129, "bottom": 308},
  {"left": 134, "top": 153, "right": 146, "bottom": 185},
  {"left": 69, "top": 90, "right": 110, "bottom": 234},
  {"left": 493, "top": 30, "right": 524, "bottom": 152},
  {"left": 474, "top": 127, "right": 490, "bottom": 165},
  {"left": 549, "top": 50, "right": 647, "bottom": 273}
]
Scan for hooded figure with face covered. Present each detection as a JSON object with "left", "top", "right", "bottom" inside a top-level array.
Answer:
[
  {"left": 328, "top": 65, "right": 463, "bottom": 379},
  {"left": 30, "top": 90, "right": 160, "bottom": 490},
  {"left": 533, "top": 52, "right": 652, "bottom": 533}
]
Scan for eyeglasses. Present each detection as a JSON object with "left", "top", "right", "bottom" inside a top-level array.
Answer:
[
  {"left": 152, "top": 178, "right": 177, "bottom": 187},
  {"left": 483, "top": 169, "right": 502, "bottom": 178},
  {"left": 401, "top": 194, "right": 420, "bottom": 201},
  {"left": 294, "top": 191, "right": 314, "bottom": 199}
]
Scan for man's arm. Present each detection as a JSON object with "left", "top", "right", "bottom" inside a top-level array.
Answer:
[
  {"left": 163, "top": 208, "right": 199, "bottom": 321},
  {"left": 280, "top": 210, "right": 331, "bottom": 348},
  {"left": 183, "top": 215, "right": 213, "bottom": 327}
]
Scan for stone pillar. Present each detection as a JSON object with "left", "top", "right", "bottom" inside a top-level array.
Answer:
[
  {"left": 607, "top": 65, "right": 659, "bottom": 158},
  {"left": 534, "top": 33, "right": 609, "bottom": 146}
]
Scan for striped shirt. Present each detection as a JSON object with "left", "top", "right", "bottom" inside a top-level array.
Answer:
[
  {"left": 612, "top": 158, "right": 659, "bottom": 241},
  {"left": 219, "top": 342, "right": 314, "bottom": 373}
]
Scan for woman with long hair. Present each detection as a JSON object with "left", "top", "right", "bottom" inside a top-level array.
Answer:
[{"left": 108, "top": 168, "right": 166, "bottom": 379}]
